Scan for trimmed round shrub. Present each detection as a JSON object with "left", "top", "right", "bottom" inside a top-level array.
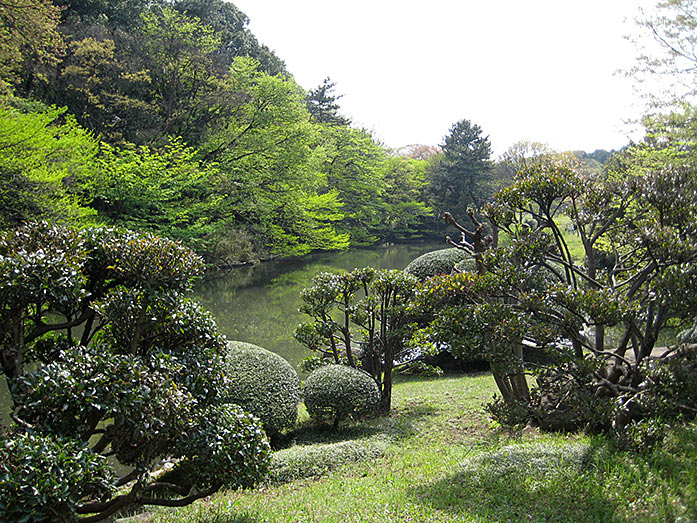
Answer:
[
  {"left": 0, "top": 432, "right": 115, "bottom": 522},
  {"left": 173, "top": 403, "right": 271, "bottom": 489},
  {"left": 453, "top": 257, "right": 478, "bottom": 274},
  {"left": 223, "top": 341, "right": 301, "bottom": 438},
  {"left": 404, "top": 248, "right": 469, "bottom": 280},
  {"left": 303, "top": 364, "right": 380, "bottom": 427}
]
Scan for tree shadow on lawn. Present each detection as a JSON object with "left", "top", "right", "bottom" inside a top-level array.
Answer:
[
  {"left": 275, "top": 402, "right": 439, "bottom": 450},
  {"left": 411, "top": 439, "right": 622, "bottom": 522}
]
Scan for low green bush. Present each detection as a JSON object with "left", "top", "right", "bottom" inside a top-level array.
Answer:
[
  {"left": 269, "top": 436, "right": 388, "bottom": 484},
  {"left": 403, "top": 248, "right": 469, "bottom": 280},
  {"left": 223, "top": 341, "right": 301, "bottom": 438},
  {"left": 303, "top": 364, "right": 380, "bottom": 428},
  {"left": 459, "top": 441, "right": 594, "bottom": 480},
  {"left": 172, "top": 403, "right": 271, "bottom": 489},
  {"left": 0, "top": 432, "right": 114, "bottom": 522}
]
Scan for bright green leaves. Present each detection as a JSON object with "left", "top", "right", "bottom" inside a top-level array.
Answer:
[
  {"left": 92, "top": 139, "right": 221, "bottom": 254},
  {"left": 0, "top": 103, "right": 99, "bottom": 228}
]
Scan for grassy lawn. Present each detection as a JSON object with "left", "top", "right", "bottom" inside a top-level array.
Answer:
[{"left": 145, "top": 372, "right": 697, "bottom": 523}]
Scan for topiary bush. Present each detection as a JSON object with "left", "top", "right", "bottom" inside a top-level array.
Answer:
[
  {"left": 403, "top": 248, "right": 469, "bottom": 281},
  {"left": 0, "top": 432, "right": 115, "bottom": 522},
  {"left": 0, "top": 223, "right": 271, "bottom": 520},
  {"left": 223, "top": 341, "right": 301, "bottom": 439},
  {"left": 303, "top": 364, "right": 380, "bottom": 428}
]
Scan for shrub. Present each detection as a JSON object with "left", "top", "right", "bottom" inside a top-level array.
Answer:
[
  {"left": 0, "top": 224, "right": 270, "bottom": 520},
  {"left": 0, "top": 432, "right": 114, "bottom": 522},
  {"left": 223, "top": 341, "right": 301, "bottom": 438},
  {"left": 295, "top": 267, "right": 418, "bottom": 413},
  {"left": 398, "top": 360, "right": 444, "bottom": 377},
  {"left": 614, "top": 418, "right": 669, "bottom": 453},
  {"left": 269, "top": 436, "right": 388, "bottom": 484},
  {"left": 173, "top": 404, "right": 271, "bottom": 489},
  {"left": 303, "top": 364, "right": 380, "bottom": 428},
  {"left": 635, "top": 347, "right": 697, "bottom": 421},
  {"left": 403, "top": 248, "right": 469, "bottom": 281}
]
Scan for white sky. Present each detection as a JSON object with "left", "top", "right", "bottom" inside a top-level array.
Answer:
[{"left": 230, "top": 0, "right": 656, "bottom": 157}]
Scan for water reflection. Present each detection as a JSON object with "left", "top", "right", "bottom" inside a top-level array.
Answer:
[{"left": 195, "top": 242, "right": 444, "bottom": 370}]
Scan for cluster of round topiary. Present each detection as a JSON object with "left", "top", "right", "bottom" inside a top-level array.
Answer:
[
  {"left": 223, "top": 341, "right": 302, "bottom": 439},
  {"left": 303, "top": 364, "right": 380, "bottom": 427},
  {"left": 403, "top": 248, "right": 471, "bottom": 280}
]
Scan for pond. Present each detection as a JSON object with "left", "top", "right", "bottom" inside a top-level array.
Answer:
[
  {"left": 195, "top": 241, "right": 444, "bottom": 370},
  {"left": 0, "top": 241, "right": 444, "bottom": 425}
]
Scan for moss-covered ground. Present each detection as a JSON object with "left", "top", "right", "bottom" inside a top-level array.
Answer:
[{"left": 145, "top": 372, "right": 697, "bottom": 522}]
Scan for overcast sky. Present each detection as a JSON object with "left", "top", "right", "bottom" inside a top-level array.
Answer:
[{"left": 230, "top": 1, "right": 655, "bottom": 156}]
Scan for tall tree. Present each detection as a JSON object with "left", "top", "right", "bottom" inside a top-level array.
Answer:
[
  {"left": 201, "top": 57, "right": 349, "bottom": 260},
  {"left": 629, "top": 0, "right": 697, "bottom": 107},
  {"left": 318, "top": 125, "right": 388, "bottom": 244},
  {"left": 428, "top": 119, "right": 493, "bottom": 219},
  {"left": 0, "top": 0, "right": 63, "bottom": 93},
  {"left": 305, "top": 77, "right": 351, "bottom": 125},
  {"left": 138, "top": 5, "right": 222, "bottom": 142}
]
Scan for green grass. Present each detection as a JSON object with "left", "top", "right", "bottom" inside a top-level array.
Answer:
[{"left": 143, "top": 372, "right": 697, "bottom": 523}]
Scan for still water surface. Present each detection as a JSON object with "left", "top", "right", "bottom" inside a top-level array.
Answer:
[
  {"left": 195, "top": 242, "right": 443, "bottom": 369},
  {"left": 0, "top": 242, "right": 443, "bottom": 424}
]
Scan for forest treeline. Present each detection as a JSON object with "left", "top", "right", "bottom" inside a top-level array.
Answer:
[{"left": 1, "top": 0, "right": 611, "bottom": 266}]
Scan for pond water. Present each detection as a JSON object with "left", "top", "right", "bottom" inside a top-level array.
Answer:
[
  {"left": 0, "top": 242, "right": 444, "bottom": 425},
  {"left": 195, "top": 241, "right": 444, "bottom": 370}
]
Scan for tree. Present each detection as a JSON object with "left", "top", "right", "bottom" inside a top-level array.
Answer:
[
  {"left": 295, "top": 267, "right": 419, "bottom": 412},
  {"left": 0, "top": 101, "right": 98, "bottom": 228},
  {"left": 427, "top": 119, "right": 493, "bottom": 220},
  {"left": 381, "top": 156, "right": 433, "bottom": 242},
  {"left": 201, "top": 57, "right": 349, "bottom": 261},
  {"left": 0, "top": 0, "right": 63, "bottom": 93},
  {"left": 305, "top": 77, "right": 351, "bottom": 125},
  {"left": 414, "top": 143, "right": 697, "bottom": 431},
  {"left": 628, "top": 0, "right": 697, "bottom": 107},
  {"left": 0, "top": 224, "right": 270, "bottom": 520},
  {"left": 317, "top": 125, "right": 389, "bottom": 244},
  {"left": 138, "top": 5, "right": 222, "bottom": 141},
  {"left": 52, "top": 35, "right": 157, "bottom": 144},
  {"left": 89, "top": 138, "right": 223, "bottom": 256}
]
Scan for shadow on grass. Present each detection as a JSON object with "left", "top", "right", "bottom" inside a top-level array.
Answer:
[
  {"left": 411, "top": 439, "right": 621, "bottom": 522},
  {"left": 276, "top": 402, "right": 439, "bottom": 450},
  {"left": 267, "top": 403, "right": 439, "bottom": 485}
]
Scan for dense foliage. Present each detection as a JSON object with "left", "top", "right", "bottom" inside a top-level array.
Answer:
[
  {"left": 303, "top": 364, "right": 380, "bottom": 428},
  {"left": 413, "top": 133, "right": 697, "bottom": 432},
  {"left": 0, "top": 432, "right": 113, "bottom": 522},
  {"left": 0, "top": 224, "right": 270, "bottom": 521},
  {"left": 0, "top": 0, "right": 448, "bottom": 266},
  {"left": 223, "top": 341, "right": 301, "bottom": 439}
]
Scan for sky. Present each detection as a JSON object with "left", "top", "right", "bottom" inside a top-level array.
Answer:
[{"left": 230, "top": 0, "right": 656, "bottom": 157}]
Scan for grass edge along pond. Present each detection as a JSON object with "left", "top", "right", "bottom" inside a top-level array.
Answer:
[{"left": 145, "top": 372, "right": 697, "bottom": 523}]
